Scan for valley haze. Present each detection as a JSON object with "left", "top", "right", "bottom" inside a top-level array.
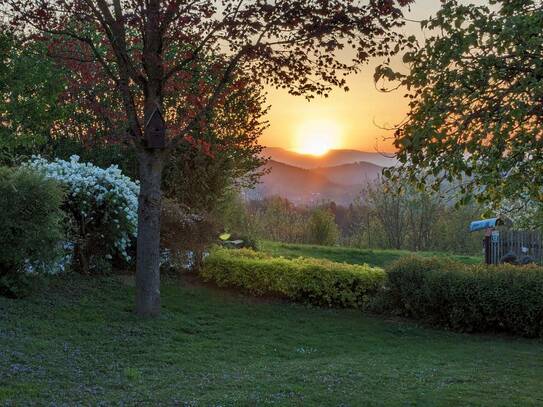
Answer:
[{"left": 245, "top": 147, "right": 396, "bottom": 205}]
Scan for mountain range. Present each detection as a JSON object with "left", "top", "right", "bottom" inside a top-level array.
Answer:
[
  {"left": 263, "top": 147, "right": 396, "bottom": 169},
  {"left": 245, "top": 147, "right": 394, "bottom": 205}
]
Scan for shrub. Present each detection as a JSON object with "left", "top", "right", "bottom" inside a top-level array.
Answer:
[
  {"left": 0, "top": 167, "right": 64, "bottom": 297},
  {"left": 25, "top": 155, "right": 139, "bottom": 273},
  {"left": 160, "top": 197, "right": 219, "bottom": 272},
  {"left": 385, "top": 256, "right": 543, "bottom": 337},
  {"left": 201, "top": 248, "right": 385, "bottom": 308},
  {"left": 307, "top": 208, "right": 339, "bottom": 246},
  {"left": 42, "top": 138, "right": 139, "bottom": 181}
]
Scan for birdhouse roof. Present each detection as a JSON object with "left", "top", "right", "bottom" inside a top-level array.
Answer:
[{"left": 145, "top": 107, "right": 165, "bottom": 128}]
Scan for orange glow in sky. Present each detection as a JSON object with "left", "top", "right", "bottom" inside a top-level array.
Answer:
[
  {"left": 259, "top": 0, "right": 488, "bottom": 153},
  {"left": 293, "top": 119, "right": 343, "bottom": 156}
]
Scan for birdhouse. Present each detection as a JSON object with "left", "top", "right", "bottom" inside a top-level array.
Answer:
[{"left": 144, "top": 107, "right": 166, "bottom": 149}]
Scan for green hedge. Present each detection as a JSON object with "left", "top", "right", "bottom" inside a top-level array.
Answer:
[
  {"left": 201, "top": 248, "right": 385, "bottom": 308},
  {"left": 385, "top": 256, "right": 543, "bottom": 337},
  {"left": 202, "top": 249, "right": 543, "bottom": 337}
]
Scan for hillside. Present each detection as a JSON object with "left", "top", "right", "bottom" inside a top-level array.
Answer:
[
  {"left": 246, "top": 159, "right": 382, "bottom": 205},
  {"left": 261, "top": 241, "right": 482, "bottom": 268},
  {"left": 264, "top": 146, "right": 396, "bottom": 169},
  {"left": 247, "top": 160, "right": 347, "bottom": 204},
  {"left": 313, "top": 161, "right": 383, "bottom": 186}
]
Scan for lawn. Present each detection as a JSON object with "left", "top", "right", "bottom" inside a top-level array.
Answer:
[
  {"left": 260, "top": 241, "right": 482, "bottom": 268},
  {"left": 1, "top": 274, "right": 542, "bottom": 405}
]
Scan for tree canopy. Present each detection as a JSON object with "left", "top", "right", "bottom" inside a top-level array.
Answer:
[
  {"left": 3, "top": 0, "right": 413, "bottom": 149},
  {"left": 0, "top": 31, "right": 70, "bottom": 158},
  {"left": 379, "top": 0, "right": 543, "bottom": 208}
]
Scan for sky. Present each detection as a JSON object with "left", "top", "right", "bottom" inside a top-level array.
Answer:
[{"left": 260, "top": 0, "right": 487, "bottom": 155}]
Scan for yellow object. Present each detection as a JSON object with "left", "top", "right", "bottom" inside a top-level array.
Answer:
[{"left": 219, "top": 233, "right": 231, "bottom": 241}]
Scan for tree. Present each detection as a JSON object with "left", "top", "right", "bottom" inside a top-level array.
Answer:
[
  {"left": 255, "top": 196, "right": 309, "bottom": 243},
  {"left": 364, "top": 179, "right": 407, "bottom": 249},
  {"left": 162, "top": 77, "right": 268, "bottom": 214},
  {"left": 307, "top": 207, "right": 339, "bottom": 246},
  {"left": 377, "top": 0, "right": 543, "bottom": 208},
  {"left": 3, "top": 0, "right": 412, "bottom": 317},
  {"left": 403, "top": 187, "right": 441, "bottom": 251},
  {"left": 0, "top": 30, "right": 71, "bottom": 164}
]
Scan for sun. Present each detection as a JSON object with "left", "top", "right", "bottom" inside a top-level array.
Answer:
[{"left": 292, "top": 120, "right": 343, "bottom": 156}]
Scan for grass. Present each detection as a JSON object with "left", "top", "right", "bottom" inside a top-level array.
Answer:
[
  {"left": 1, "top": 274, "right": 543, "bottom": 405},
  {"left": 260, "top": 241, "right": 482, "bottom": 268}
]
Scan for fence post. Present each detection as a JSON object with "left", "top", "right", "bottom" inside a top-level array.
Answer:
[{"left": 484, "top": 235, "right": 492, "bottom": 265}]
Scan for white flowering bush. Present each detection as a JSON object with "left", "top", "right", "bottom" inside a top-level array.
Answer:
[{"left": 25, "top": 155, "right": 139, "bottom": 273}]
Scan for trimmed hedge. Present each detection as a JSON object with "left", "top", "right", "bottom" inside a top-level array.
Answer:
[
  {"left": 385, "top": 256, "right": 543, "bottom": 337},
  {"left": 202, "top": 249, "right": 543, "bottom": 337},
  {"left": 201, "top": 248, "right": 385, "bottom": 308}
]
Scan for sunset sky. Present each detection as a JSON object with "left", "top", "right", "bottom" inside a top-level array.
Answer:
[{"left": 261, "top": 0, "right": 487, "bottom": 155}]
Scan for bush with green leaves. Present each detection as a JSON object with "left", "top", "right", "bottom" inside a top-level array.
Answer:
[
  {"left": 201, "top": 248, "right": 385, "bottom": 308},
  {"left": 384, "top": 256, "right": 543, "bottom": 338},
  {"left": 307, "top": 208, "right": 339, "bottom": 246},
  {"left": 0, "top": 167, "right": 65, "bottom": 297},
  {"left": 25, "top": 155, "right": 139, "bottom": 273}
]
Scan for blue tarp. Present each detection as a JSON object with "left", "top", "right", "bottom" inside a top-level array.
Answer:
[{"left": 470, "top": 218, "right": 500, "bottom": 232}]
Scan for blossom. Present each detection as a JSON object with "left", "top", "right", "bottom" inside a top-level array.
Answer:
[{"left": 25, "top": 155, "right": 140, "bottom": 264}]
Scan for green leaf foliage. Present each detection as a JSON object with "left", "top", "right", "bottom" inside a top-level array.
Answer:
[
  {"left": 390, "top": 0, "right": 543, "bottom": 206},
  {"left": 201, "top": 248, "right": 385, "bottom": 309},
  {"left": 307, "top": 208, "right": 339, "bottom": 246},
  {"left": 0, "top": 31, "right": 70, "bottom": 164},
  {"left": 385, "top": 256, "right": 543, "bottom": 337},
  {"left": 0, "top": 166, "right": 64, "bottom": 297}
]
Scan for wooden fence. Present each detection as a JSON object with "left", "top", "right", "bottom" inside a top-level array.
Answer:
[{"left": 488, "top": 230, "right": 543, "bottom": 265}]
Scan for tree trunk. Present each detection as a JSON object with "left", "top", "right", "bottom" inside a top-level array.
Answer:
[
  {"left": 135, "top": 148, "right": 164, "bottom": 317},
  {"left": 75, "top": 220, "right": 89, "bottom": 274},
  {"left": 75, "top": 241, "right": 89, "bottom": 274}
]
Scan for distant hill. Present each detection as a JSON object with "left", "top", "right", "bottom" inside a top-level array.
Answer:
[
  {"left": 245, "top": 159, "right": 382, "bottom": 205},
  {"left": 263, "top": 147, "right": 396, "bottom": 169},
  {"left": 247, "top": 160, "right": 346, "bottom": 205},
  {"left": 313, "top": 162, "right": 383, "bottom": 186}
]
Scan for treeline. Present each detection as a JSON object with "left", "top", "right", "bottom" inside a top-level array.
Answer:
[{"left": 221, "top": 180, "right": 485, "bottom": 256}]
